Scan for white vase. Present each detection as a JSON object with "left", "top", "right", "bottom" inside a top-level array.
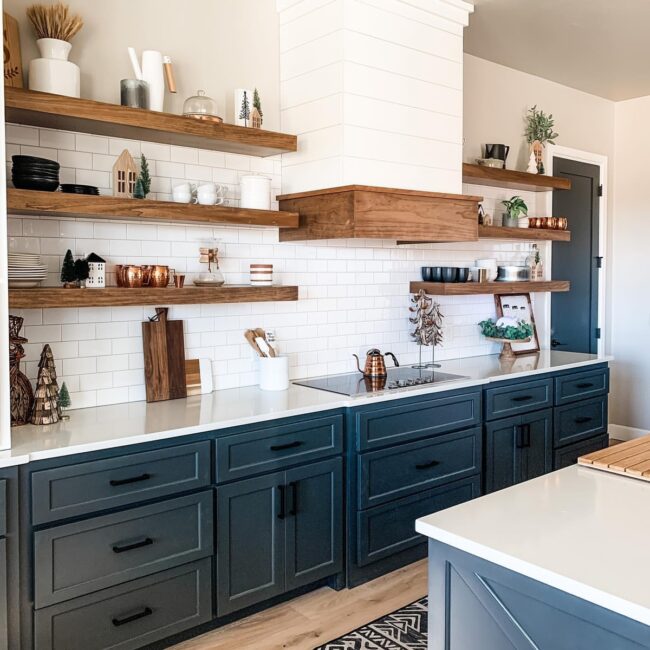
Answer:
[
  {"left": 29, "top": 38, "right": 80, "bottom": 97},
  {"left": 141, "top": 50, "right": 165, "bottom": 111}
]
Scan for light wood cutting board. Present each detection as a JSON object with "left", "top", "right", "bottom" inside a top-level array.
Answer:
[{"left": 578, "top": 434, "right": 650, "bottom": 481}]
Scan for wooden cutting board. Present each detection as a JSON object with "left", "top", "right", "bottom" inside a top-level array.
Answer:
[
  {"left": 142, "top": 308, "right": 186, "bottom": 403},
  {"left": 578, "top": 434, "right": 650, "bottom": 481},
  {"left": 3, "top": 13, "right": 23, "bottom": 88}
]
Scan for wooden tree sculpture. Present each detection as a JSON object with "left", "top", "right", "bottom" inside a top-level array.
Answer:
[
  {"left": 409, "top": 290, "right": 444, "bottom": 368},
  {"left": 9, "top": 315, "right": 33, "bottom": 426},
  {"left": 30, "top": 344, "right": 60, "bottom": 425}
]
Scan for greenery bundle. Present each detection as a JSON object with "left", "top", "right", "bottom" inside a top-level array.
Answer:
[
  {"left": 524, "top": 105, "right": 559, "bottom": 145},
  {"left": 27, "top": 1, "right": 83, "bottom": 41},
  {"left": 139, "top": 154, "right": 151, "bottom": 197},
  {"left": 253, "top": 88, "right": 263, "bottom": 124},
  {"left": 479, "top": 318, "right": 533, "bottom": 341}
]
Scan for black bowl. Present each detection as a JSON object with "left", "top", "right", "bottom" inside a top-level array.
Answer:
[
  {"left": 60, "top": 184, "right": 99, "bottom": 195},
  {"left": 421, "top": 267, "right": 433, "bottom": 282},
  {"left": 456, "top": 267, "right": 470, "bottom": 282},
  {"left": 12, "top": 155, "right": 60, "bottom": 169},
  {"left": 441, "top": 267, "right": 457, "bottom": 283},
  {"left": 430, "top": 266, "right": 442, "bottom": 282},
  {"left": 12, "top": 165, "right": 60, "bottom": 175},
  {"left": 13, "top": 170, "right": 60, "bottom": 181},
  {"left": 12, "top": 177, "right": 60, "bottom": 191}
]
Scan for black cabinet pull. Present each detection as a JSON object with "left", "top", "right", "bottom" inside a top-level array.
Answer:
[
  {"left": 515, "top": 425, "right": 524, "bottom": 448},
  {"left": 278, "top": 485, "right": 286, "bottom": 519},
  {"left": 270, "top": 441, "right": 303, "bottom": 452},
  {"left": 415, "top": 460, "right": 440, "bottom": 470},
  {"left": 288, "top": 481, "right": 298, "bottom": 516},
  {"left": 112, "top": 607, "right": 153, "bottom": 627},
  {"left": 523, "top": 423, "right": 531, "bottom": 448},
  {"left": 576, "top": 382, "right": 594, "bottom": 389},
  {"left": 574, "top": 416, "right": 593, "bottom": 424},
  {"left": 511, "top": 395, "right": 533, "bottom": 403},
  {"left": 112, "top": 537, "right": 154, "bottom": 554},
  {"left": 109, "top": 473, "right": 151, "bottom": 487}
]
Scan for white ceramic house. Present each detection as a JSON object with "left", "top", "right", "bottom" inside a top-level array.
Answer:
[{"left": 86, "top": 253, "right": 106, "bottom": 289}]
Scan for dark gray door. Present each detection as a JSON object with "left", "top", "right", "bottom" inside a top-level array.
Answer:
[
  {"left": 216, "top": 471, "right": 285, "bottom": 616},
  {"left": 285, "top": 458, "right": 343, "bottom": 591},
  {"left": 551, "top": 158, "right": 600, "bottom": 353},
  {"left": 484, "top": 416, "right": 522, "bottom": 493}
]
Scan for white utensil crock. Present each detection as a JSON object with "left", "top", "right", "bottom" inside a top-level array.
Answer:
[
  {"left": 240, "top": 175, "right": 272, "bottom": 210},
  {"left": 259, "top": 356, "right": 289, "bottom": 391},
  {"left": 29, "top": 38, "right": 80, "bottom": 98}
]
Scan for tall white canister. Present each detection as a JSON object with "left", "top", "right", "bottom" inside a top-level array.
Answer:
[{"left": 240, "top": 175, "right": 272, "bottom": 210}]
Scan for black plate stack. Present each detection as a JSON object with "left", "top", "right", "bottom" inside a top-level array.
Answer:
[
  {"left": 60, "top": 184, "right": 100, "bottom": 195},
  {"left": 12, "top": 155, "right": 60, "bottom": 191}
]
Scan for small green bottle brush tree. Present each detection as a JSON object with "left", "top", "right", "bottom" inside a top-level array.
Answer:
[{"left": 61, "top": 249, "right": 89, "bottom": 288}]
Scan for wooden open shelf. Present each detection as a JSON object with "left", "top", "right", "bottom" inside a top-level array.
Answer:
[
  {"left": 478, "top": 225, "right": 571, "bottom": 242},
  {"left": 5, "top": 87, "right": 297, "bottom": 157},
  {"left": 7, "top": 189, "right": 299, "bottom": 229},
  {"left": 8, "top": 286, "right": 299, "bottom": 309},
  {"left": 410, "top": 280, "right": 570, "bottom": 296},
  {"left": 463, "top": 163, "right": 571, "bottom": 192}
]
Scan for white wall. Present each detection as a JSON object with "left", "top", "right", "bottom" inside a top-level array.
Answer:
[
  {"left": 3, "top": 0, "right": 281, "bottom": 128},
  {"left": 610, "top": 96, "right": 650, "bottom": 431}
]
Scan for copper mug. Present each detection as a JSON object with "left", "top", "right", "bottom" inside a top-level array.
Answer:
[
  {"left": 149, "top": 265, "right": 170, "bottom": 288},
  {"left": 123, "top": 265, "right": 144, "bottom": 288},
  {"left": 115, "top": 264, "right": 124, "bottom": 287}
]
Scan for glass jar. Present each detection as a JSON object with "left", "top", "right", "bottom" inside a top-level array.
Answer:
[{"left": 182, "top": 90, "right": 222, "bottom": 123}]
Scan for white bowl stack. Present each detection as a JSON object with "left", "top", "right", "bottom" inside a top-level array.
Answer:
[{"left": 8, "top": 253, "right": 48, "bottom": 288}]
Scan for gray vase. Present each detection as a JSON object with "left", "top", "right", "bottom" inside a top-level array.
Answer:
[{"left": 503, "top": 213, "right": 519, "bottom": 228}]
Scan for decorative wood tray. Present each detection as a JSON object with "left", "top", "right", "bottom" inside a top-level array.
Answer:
[{"left": 578, "top": 435, "right": 650, "bottom": 481}]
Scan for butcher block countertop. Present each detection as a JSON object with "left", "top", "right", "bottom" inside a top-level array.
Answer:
[{"left": 579, "top": 435, "right": 650, "bottom": 481}]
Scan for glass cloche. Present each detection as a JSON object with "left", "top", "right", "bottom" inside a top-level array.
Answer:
[{"left": 182, "top": 90, "right": 223, "bottom": 123}]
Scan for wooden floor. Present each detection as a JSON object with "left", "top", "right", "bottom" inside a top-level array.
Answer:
[{"left": 172, "top": 560, "right": 427, "bottom": 650}]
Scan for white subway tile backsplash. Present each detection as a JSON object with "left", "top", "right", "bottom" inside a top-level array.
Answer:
[
  {"left": 39, "top": 129, "right": 76, "bottom": 150},
  {"left": 6, "top": 124, "right": 40, "bottom": 146},
  {"left": 6, "top": 123, "right": 529, "bottom": 410}
]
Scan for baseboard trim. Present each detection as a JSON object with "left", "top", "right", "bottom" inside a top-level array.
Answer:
[{"left": 609, "top": 424, "right": 648, "bottom": 441}]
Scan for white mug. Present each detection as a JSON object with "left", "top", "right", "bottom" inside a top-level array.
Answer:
[{"left": 196, "top": 183, "right": 224, "bottom": 206}]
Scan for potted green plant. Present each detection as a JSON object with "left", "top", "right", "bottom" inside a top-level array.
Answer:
[
  {"left": 501, "top": 196, "right": 528, "bottom": 228},
  {"left": 524, "top": 105, "right": 559, "bottom": 174}
]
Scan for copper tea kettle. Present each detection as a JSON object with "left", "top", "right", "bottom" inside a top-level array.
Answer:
[{"left": 352, "top": 348, "right": 399, "bottom": 378}]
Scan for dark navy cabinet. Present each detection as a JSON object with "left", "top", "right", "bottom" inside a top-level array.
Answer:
[
  {"left": 347, "top": 389, "right": 483, "bottom": 586},
  {"left": 485, "top": 410, "right": 553, "bottom": 493},
  {"left": 14, "top": 362, "right": 609, "bottom": 649},
  {"left": 216, "top": 457, "right": 342, "bottom": 616}
]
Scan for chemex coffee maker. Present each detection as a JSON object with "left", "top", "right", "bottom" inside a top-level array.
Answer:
[{"left": 484, "top": 144, "right": 510, "bottom": 168}]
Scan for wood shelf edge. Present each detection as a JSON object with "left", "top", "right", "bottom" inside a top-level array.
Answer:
[
  {"left": 8, "top": 286, "right": 299, "bottom": 308},
  {"left": 7, "top": 189, "right": 299, "bottom": 229},
  {"left": 478, "top": 226, "right": 571, "bottom": 242},
  {"left": 409, "top": 280, "right": 571, "bottom": 296},
  {"left": 462, "top": 163, "right": 571, "bottom": 192}
]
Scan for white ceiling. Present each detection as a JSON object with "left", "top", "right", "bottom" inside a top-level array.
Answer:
[{"left": 464, "top": 0, "right": 650, "bottom": 101}]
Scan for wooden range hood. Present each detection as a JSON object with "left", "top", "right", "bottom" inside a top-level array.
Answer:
[{"left": 277, "top": 185, "right": 482, "bottom": 243}]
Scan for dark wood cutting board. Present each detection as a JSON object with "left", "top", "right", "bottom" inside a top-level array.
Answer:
[{"left": 142, "top": 307, "right": 187, "bottom": 402}]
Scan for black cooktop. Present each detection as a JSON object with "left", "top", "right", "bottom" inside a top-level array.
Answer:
[{"left": 293, "top": 367, "right": 468, "bottom": 397}]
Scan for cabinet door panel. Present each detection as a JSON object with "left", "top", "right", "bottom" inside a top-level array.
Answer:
[
  {"left": 285, "top": 458, "right": 343, "bottom": 591},
  {"left": 484, "top": 379, "right": 553, "bottom": 421},
  {"left": 484, "top": 416, "right": 522, "bottom": 494},
  {"left": 554, "top": 434, "right": 609, "bottom": 470},
  {"left": 0, "top": 539, "right": 6, "bottom": 650},
  {"left": 216, "top": 472, "right": 284, "bottom": 617},
  {"left": 521, "top": 409, "right": 553, "bottom": 482},
  {"left": 554, "top": 397, "right": 607, "bottom": 447}
]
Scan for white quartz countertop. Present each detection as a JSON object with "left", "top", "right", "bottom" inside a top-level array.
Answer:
[
  {"left": 416, "top": 465, "right": 650, "bottom": 626},
  {"left": 2, "top": 351, "right": 609, "bottom": 467}
]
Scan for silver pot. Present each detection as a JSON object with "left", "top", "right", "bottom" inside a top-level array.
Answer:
[{"left": 497, "top": 265, "right": 530, "bottom": 282}]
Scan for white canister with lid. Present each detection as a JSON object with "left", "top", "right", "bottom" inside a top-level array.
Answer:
[{"left": 240, "top": 175, "right": 272, "bottom": 210}]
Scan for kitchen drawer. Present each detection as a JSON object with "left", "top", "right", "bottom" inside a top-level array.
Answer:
[
  {"left": 553, "top": 434, "right": 609, "bottom": 470},
  {"left": 34, "top": 558, "right": 212, "bottom": 650},
  {"left": 555, "top": 367, "right": 609, "bottom": 406},
  {"left": 215, "top": 414, "right": 342, "bottom": 483},
  {"left": 32, "top": 441, "right": 211, "bottom": 525},
  {"left": 0, "top": 480, "right": 5, "bottom": 538},
  {"left": 34, "top": 491, "right": 213, "bottom": 608},
  {"left": 484, "top": 378, "right": 553, "bottom": 421},
  {"left": 554, "top": 396, "right": 608, "bottom": 448},
  {"left": 358, "top": 427, "right": 481, "bottom": 509},
  {"left": 357, "top": 476, "right": 480, "bottom": 567},
  {"left": 355, "top": 390, "right": 481, "bottom": 451}
]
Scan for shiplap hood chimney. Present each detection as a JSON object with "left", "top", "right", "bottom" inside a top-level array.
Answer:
[{"left": 276, "top": 0, "right": 476, "bottom": 241}]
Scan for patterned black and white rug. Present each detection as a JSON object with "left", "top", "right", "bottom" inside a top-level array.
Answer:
[{"left": 314, "top": 597, "right": 428, "bottom": 649}]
